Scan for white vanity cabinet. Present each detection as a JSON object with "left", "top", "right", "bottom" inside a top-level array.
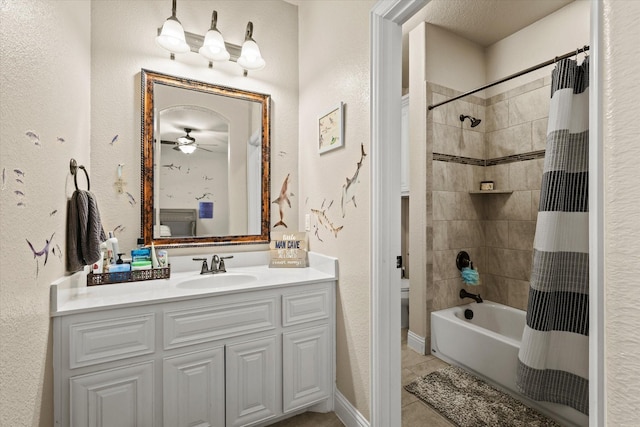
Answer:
[
  {"left": 163, "top": 346, "right": 226, "bottom": 427},
  {"left": 53, "top": 280, "right": 335, "bottom": 427}
]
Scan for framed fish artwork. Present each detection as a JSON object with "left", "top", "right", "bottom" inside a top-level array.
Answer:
[{"left": 318, "top": 102, "right": 344, "bottom": 154}]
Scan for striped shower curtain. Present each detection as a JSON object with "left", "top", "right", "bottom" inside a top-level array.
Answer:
[{"left": 516, "top": 56, "right": 590, "bottom": 415}]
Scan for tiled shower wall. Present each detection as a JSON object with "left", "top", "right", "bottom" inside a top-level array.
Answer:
[
  {"left": 429, "top": 84, "right": 487, "bottom": 314},
  {"left": 482, "top": 77, "right": 550, "bottom": 310},
  {"left": 426, "top": 77, "right": 551, "bottom": 330}
]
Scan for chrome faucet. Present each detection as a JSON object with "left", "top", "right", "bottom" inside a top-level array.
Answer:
[
  {"left": 193, "top": 255, "right": 234, "bottom": 274},
  {"left": 460, "top": 288, "right": 483, "bottom": 303}
]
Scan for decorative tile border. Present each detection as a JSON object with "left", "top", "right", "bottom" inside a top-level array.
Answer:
[
  {"left": 432, "top": 153, "right": 485, "bottom": 166},
  {"left": 433, "top": 150, "right": 545, "bottom": 167},
  {"left": 485, "top": 150, "right": 546, "bottom": 166}
]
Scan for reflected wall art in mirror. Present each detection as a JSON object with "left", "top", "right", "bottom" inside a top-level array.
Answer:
[{"left": 141, "top": 69, "right": 271, "bottom": 247}]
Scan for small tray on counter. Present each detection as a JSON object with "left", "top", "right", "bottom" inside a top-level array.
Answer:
[{"left": 87, "top": 266, "right": 171, "bottom": 286}]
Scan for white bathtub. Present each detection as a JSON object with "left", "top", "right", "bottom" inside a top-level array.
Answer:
[{"left": 431, "top": 301, "right": 588, "bottom": 427}]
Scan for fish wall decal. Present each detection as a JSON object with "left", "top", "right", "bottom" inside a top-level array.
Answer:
[
  {"left": 25, "top": 131, "right": 40, "bottom": 146},
  {"left": 195, "top": 192, "right": 214, "bottom": 200},
  {"left": 56, "top": 137, "right": 65, "bottom": 144},
  {"left": 311, "top": 208, "right": 343, "bottom": 238},
  {"left": 125, "top": 191, "right": 136, "bottom": 206},
  {"left": 26, "top": 232, "right": 55, "bottom": 277},
  {"left": 110, "top": 135, "right": 119, "bottom": 145},
  {"left": 272, "top": 173, "right": 291, "bottom": 228},
  {"left": 162, "top": 163, "right": 181, "bottom": 171},
  {"left": 13, "top": 169, "right": 25, "bottom": 177},
  {"left": 52, "top": 244, "right": 63, "bottom": 262},
  {"left": 1, "top": 168, "right": 5, "bottom": 190},
  {"left": 313, "top": 224, "right": 324, "bottom": 242},
  {"left": 341, "top": 143, "right": 367, "bottom": 218}
]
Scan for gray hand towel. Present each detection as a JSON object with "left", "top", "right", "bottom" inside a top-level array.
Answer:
[{"left": 67, "top": 190, "right": 107, "bottom": 272}]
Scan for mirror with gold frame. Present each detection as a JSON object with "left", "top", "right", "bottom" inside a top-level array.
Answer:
[{"left": 141, "top": 69, "right": 271, "bottom": 247}]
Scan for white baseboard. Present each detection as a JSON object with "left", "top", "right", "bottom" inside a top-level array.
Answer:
[
  {"left": 334, "top": 387, "right": 370, "bottom": 427},
  {"left": 407, "top": 330, "right": 425, "bottom": 354}
]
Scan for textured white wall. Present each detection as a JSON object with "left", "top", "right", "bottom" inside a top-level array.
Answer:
[
  {"left": 297, "top": 0, "right": 375, "bottom": 420},
  {"left": 91, "top": 0, "right": 299, "bottom": 255},
  {"left": 602, "top": 1, "right": 640, "bottom": 424},
  {"left": 408, "top": 23, "right": 429, "bottom": 341},
  {"left": 485, "top": 0, "right": 590, "bottom": 97},
  {"left": 0, "top": 1, "right": 91, "bottom": 424},
  {"left": 424, "top": 24, "right": 486, "bottom": 93}
]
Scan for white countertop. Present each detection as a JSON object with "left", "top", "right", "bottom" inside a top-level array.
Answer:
[{"left": 51, "top": 251, "right": 337, "bottom": 316}]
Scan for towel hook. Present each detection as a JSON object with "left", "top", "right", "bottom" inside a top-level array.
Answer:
[{"left": 69, "top": 158, "right": 90, "bottom": 191}]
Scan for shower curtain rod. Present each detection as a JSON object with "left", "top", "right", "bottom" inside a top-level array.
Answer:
[{"left": 427, "top": 45, "right": 590, "bottom": 111}]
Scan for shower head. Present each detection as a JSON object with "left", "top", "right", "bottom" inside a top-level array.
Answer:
[{"left": 460, "top": 114, "right": 481, "bottom": 128}]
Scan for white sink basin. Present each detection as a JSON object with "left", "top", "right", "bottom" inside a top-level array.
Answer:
[{"left": 176, "top": 273, "right": 259, "bottom": 289}]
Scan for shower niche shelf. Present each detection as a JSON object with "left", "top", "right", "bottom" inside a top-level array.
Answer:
[{"left": 469, "top": 190, "right": 513, "bottom": 195}]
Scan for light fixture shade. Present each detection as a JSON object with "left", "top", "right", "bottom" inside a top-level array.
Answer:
[
  {"left": 199, "top": 30, "right": 230, "bottom": 62},
  {"left": 156, "top": 17, "right": 190, "bottom": 54},
  {"left": 178, "top": 144, "right": 197, "bottom": 154},
  {"left": 238, "top": 39, "right": 265, "bottom": 71}
]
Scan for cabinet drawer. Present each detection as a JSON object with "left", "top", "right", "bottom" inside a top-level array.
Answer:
[
  {"left": 69, "top": 313, "right": 155, "bottom": 369},
  {"left": 164, "top": 298, "right": 276, "bottom": 349},
  {"left": 282, "top": 288, "right": 330, "bottom": 327}
]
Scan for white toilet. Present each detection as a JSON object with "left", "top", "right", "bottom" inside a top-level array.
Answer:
[{"left": 401, "top": 278, "right": 410, "bottom": 328}]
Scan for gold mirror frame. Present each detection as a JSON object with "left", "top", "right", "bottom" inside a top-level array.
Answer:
[{"left": 141, "top": 69, "right": 271, "bottom": 247}]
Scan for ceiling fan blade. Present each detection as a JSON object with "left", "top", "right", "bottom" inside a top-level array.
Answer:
[{"left": 198, "top": 146, "right": 215, "bottom": 153}]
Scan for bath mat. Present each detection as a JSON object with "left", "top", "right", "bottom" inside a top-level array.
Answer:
[{"left": 404, "top": 366, "right": 561, "bottom": 427}]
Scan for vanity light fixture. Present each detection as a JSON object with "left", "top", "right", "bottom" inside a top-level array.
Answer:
[
  {"left": 237, "top": 22, "right": 266, "bottom": 73},
  {"left": 155, "top": 0, "right": 190, "bottom": 59},
  {"left": 198, "top": 10, "right": 230, "bottom": 63},
  {"left": 155, "top": 1, "right": 266, "bottom": 76}
]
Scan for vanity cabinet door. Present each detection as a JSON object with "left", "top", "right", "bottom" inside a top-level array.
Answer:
[
  {"left": 69, "top": 361, "right": 154, "bottom": 427},
  {"left": 225, "top": 335, "right": 278, "bottom": 427},
  {"left": 282, "top": 325, "right": 331, "bottom": 413},
  {"left": 163, "top": 346, "right": 225, "bottom": 427}
]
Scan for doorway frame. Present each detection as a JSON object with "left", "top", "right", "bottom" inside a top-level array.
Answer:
[
  {"left": 369, "top": 0, "right": 604, "bottom": 425},
  {"left": 369, "top": 1, "right": 428, "bottom": 426}
]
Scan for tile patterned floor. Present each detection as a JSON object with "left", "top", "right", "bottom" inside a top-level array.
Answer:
[
  {"left": 400, "top": 328, "right": 455, "bottom": 427},
  {"left": 269, "top": 329, "right": 453, "bottom": 426}
]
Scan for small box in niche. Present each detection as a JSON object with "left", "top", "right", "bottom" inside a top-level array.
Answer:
[{"left": 480, "top": 181, "right": 494, "bottom": 191}]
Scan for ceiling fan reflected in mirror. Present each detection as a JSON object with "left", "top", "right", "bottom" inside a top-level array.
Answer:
[{"left": 160, "top": 127, "right": 215, "bottom": 154}]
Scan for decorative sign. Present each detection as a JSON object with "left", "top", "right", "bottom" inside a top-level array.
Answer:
[{"left": 269, "top": 232, "right": 308, "bottom": 268}]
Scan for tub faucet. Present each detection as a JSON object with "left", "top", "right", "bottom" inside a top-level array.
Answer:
[{"left": 460, "top": 288, "right": 483, "bottom": 303}]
